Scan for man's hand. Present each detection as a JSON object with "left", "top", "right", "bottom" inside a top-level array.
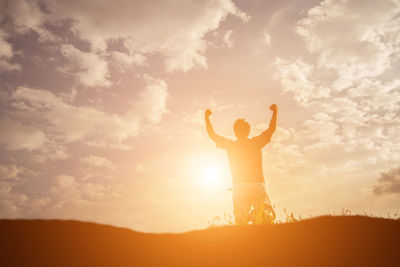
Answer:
[
  {"left": 269, "top": 104, "right": 278, "bottom": 112},
  {"left": 205, "top": 109, "right": 212, "bottom": 118}
]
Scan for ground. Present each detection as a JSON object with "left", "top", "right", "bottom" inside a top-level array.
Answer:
[{"left": 1, "top": 216, "right": 399, "bottom": 266}]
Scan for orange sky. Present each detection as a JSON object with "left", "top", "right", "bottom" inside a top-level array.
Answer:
[{"left": 0, "top": 0, "right": 399, "bottom": 232}]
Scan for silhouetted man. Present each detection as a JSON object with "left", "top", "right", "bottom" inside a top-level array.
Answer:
[{"left": 205, "top": 104, "right": 277, "bottom": 224}]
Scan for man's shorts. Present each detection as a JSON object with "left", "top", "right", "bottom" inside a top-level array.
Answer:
[{"left": 232, "top": 182, "right": 276, "bottom": 225}]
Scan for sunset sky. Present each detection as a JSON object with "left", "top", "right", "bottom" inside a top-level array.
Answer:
[{"left": 1, "top": 0, "right": 399, "bottom": 232}]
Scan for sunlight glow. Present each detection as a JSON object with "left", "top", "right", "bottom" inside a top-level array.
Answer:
[
  {"left": 187, "top": 154, "right": 229, "bottom": 192},
  {"left": 202, "top": 165, "right": 220, "bottom": 187}
]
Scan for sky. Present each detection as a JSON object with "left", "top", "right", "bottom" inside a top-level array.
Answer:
[{"left": 0, "top": 0, "right": 399, "bottom": 233}]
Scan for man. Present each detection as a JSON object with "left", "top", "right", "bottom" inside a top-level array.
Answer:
[{"left": 205, "top": 104, "right": 277, "bottom": 225}]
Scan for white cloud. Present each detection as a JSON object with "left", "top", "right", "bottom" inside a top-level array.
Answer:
[
  {"left": 32, "top": 141, "right": 69, "bottom": 163},
  {"left": 44, "top": 0, "right": 248, "bottom": 73},
  {"left": 0, "top": 164, "right": 25, "bottom": 180},
  {"left": 10, "top": 86, "right": 124, "bottom": 144},
  {"left": 60, "top": 44, "right": 111, "bottom": 87},
  {"left": 296, "top": 0, "right": 400, "bottom": 90},
  {"left": 182, "top": 109, "right": 204, "bottom": 125},
  {"left": 0, "top": 117, "right": 46, "bottom": 151},
  {"left": 3, "top": 0, "right": 44, "bottom": 33},
  {"left": 85, "top": 140, "right": 130, "bottom": 150},
  {"left": 51, "top": 174, "right": 124, "bottom": 208},
  {"left": 262, "top": 31, "right": 271, "bottom": 47},
  {"left": 222, "top": 30, "right": 235, "bottom": 48},
  {"left": 110, "top": 51, "right": 147, "bottom": 70},
  {"left": 270, "top": 0, "right": 400, "bottom": 176},
  {"left": 81, "top": 172, "right": 113, "bottom": 181},
  {"left": 273, "top": 57, "right": 330, "bottom": 106},
  {"left": 0, "top": 0, "right": 248, "bottom": 83},
  {"left": 51, "top": 175, "right": 81, "bottom": 208},
  {"left": 55, "top": 174, "right": 75, "bottom": 188},
  {"left": 133, "top": 75, "right": 169, "bottom": 124},
  {"left": 80, "top": 155, "right": 116, "bottom": 170},
  {"left": 373, "top": 166, "right": 400, "bottom": 195},
  {"left": 0, "top": 29, "right": 20, "bottom": 72},
  {"left": 0, "top": 115, "right": 69, "bottom": 162},
  {"left": 1, "top": 0, "right": 56, "bottom": 41},
  {"left": 0, "top": 181, "right": 28, "bottom": 218},
  {"left": 0, "top": 179, "right": 52, "bottom": 217},
  {"left": 134, "top": 164, "right": 148, "bottom": 174},
  {"left": 3, "top": 75, "right": 168, "bottom": 152}
]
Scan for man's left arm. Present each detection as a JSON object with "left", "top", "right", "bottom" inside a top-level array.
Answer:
[{"left": 254, "top": 104, "right": 278, "bottom": 146}]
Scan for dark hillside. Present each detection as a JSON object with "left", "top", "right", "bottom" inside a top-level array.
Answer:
[{"left": 1, "top": 216, "right": 399, "bottom": 266}]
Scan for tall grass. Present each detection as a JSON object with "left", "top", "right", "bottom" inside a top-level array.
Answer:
[
  {"left": 208, "top": 206, "right": 302, "bottom": 227},
  {"left": 209, "top": 207, "right": 400, "bottom": 228}
]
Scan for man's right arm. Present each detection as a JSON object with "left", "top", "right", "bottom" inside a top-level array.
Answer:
[{"left": 205, "top": 109, "right": 225, "bottom": 143}]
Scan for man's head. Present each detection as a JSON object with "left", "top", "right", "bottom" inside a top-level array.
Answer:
[{"left": 233, "top": 119, "right": 250, "bottom": 139}]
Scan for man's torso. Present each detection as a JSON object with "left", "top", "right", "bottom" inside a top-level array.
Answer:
[{"left": 224, "top": 138, "right": 264, "bottom": 184}]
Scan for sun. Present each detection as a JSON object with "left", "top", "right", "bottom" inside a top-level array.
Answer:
[
  {"left": 187, "top": 154, "right": 227, "bottom": 191},
  {"left": 202, "top": 165, "right": 220, "bottom": 187}
]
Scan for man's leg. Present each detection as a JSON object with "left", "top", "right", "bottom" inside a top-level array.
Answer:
[
  {"left": 262, "top": 193, "right": 276, "bottom": 224},
  {"left": 252, "top": 184, "right": 276, "bottom": 225},
  {"left": 233, "top": 185, "right": 252, "bottom": 225}
]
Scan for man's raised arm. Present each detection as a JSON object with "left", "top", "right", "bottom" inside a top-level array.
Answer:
[
  {"left": 267, "top": 104, "right": 278, "bottom": 134},
  {"left": 255, "top": 104, "right": 278, "bottom": 144},
  {"left": 205, "top": 109, "right": 225, "bottom": 143}
]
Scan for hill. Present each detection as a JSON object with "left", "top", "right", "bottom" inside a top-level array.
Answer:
[{"left": 1, "top": 216, "right": 399, "bottom": 266}]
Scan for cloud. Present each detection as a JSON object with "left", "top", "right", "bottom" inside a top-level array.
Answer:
[
  {"left": 55, "top": 174, "right": 75, "bottom": 189},
  {"left": 133, "top": 75, "right": 169, "bottom": 124},
  {"left": 0, "top": 117, "right": 46, "bottom": 151},
  {"left": 273, "top": 57, "right": 330, "bottom": 105},
  {"left": 110, "top": 51, "right": 147, "bottom": 70},
  {"left": 295, "top": 0, "right": 400, "bottom": 90},
  {"left": 1, "top": 0, "right": 56, "bottom": 41},
  {"left": 10, "top": 86, "right": 126, "bottom": 144},
  {"left": 182, "top": 109, "right": 205, "bottom": 125},
  {"left": 0, "top": 162, "right": 41, "bottom": 217},
  {"left": 2, "top": 75, "right": 168, "bottom": 152},
  {"left": 31, "top": 141, "right": 69, "bottom": 163},
  {"left": 134, "top": 164, "right": 149, "bottom": 174},
  {"left": 2, "top": 0, "right": 44, "bottom": 33},
  {"left": 60, "top": 44, "right": 111, "bottom": 87},
  {"left": 80, "top": 155, "right": 116, "bottom": 170},
  {"left": 262, "top": 31, "right": 271, "bottom": 47},
  {"left": 270, "top": 0, "right": 400, "bottom": 176},
  {"left": 3, "top": 0, "right": 247, "bottom": 76},
  {"left": 373, "top": 167, "right": 400, "bottom": 195},
  {"left": 222, "top": 30, "right": 235, "bottom": 48},
  {"left": 208, "top": 29, "right": 237, "bottom": 49},
  {"left": 0, "top": 178, "right": 52, "bottom": 218},
  {"left": 0, "top": 29, "right": 20, "bottom": 72},
  {"left": 51, "top": 174, "right": 124, "bottom": 208},
  {"left": 0, "top": 164, "right": 26, "bottom": 180},
  {"left": 0, "top": 170, "right": 121, "bottom": 218},
  {"left": 0, "top": 181, "right": 28, "bottom": 217},
  {"left": 51, "top": 175, "right": 81, "bottom": 208},
  {"left": 0, "top": 0, "right": 248, "bottom": 85}
]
